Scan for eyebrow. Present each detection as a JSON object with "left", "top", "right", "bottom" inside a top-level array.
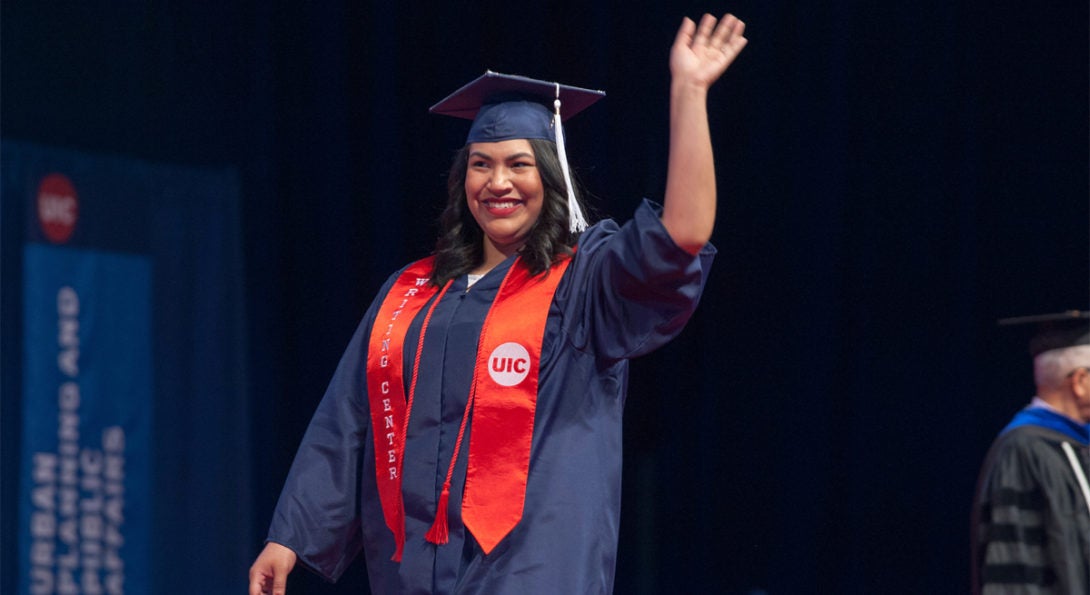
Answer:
[{"left": 468, "top": 150, "right": 536, "bottom": 162}]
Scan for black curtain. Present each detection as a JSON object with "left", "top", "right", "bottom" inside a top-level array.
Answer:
[{"left": 3, "top": 1, "right": 1087, "bottom": 593}]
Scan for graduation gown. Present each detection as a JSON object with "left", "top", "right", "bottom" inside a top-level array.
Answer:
[
  {"left": 267, "top": 200, "right": 714, "bottom": 594},
  {"left": 971, "top": 406, "right": 1090, "bottom": 594}
]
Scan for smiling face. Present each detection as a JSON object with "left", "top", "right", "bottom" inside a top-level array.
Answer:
[{"left": 464, "top": 139, "right": 545, "bottom": 264}]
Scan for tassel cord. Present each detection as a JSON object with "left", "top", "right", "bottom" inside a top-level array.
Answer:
[
  {"left": 553, "top": 87, "right": 588, "bottom": 233},
  {"left": 392, "top": 280, "right": 452, "bottom": 559}
]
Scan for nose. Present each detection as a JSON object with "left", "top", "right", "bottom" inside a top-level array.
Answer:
[{"left": 487, "top": 167, "right": 512, "bottom": 194}]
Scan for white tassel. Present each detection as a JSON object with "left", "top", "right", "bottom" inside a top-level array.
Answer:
[{"left": 553, "top": 86, "right": 588, "bottom": 233}]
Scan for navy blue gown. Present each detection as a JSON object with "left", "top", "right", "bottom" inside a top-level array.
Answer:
[{"left": 268, "top": 200, "right": 714, "bottom": 594}]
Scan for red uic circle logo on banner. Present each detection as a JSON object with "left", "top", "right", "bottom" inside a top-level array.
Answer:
[
  {"left": 487, "top": 342, "right": 531, "bottom": 387},
  {"left": 37, "top": 173, "right": 79, "bottom": 244}
]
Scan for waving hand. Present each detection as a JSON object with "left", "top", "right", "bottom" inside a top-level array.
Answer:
[
  {"left": 661, "top": 13, "right": 747, "bottom": 254},
  {"left": 670, "top": 13, "right": 748, "bottom": 90}
]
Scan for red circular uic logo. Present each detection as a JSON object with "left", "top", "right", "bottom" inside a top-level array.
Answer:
[
  {"left": 488, "top": 342, "right": 531, "bottom": 387},
  {"left": 37, "top": 173, "right": 79, "bottom": 244}
]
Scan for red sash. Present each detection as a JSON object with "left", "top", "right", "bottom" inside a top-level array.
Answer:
[
  {"left": 365, "top": 257, "right": 442, "bottom": 561},
  {"left": 366, "top": 254, "right": 571, "bottom": 560},
  {"left": 460, "top": 256, "right": 570, "bottom": 553}
]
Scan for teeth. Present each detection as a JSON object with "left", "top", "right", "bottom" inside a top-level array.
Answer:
[{"left": 487, "top": 201, "right": 518, "bottom": 209}]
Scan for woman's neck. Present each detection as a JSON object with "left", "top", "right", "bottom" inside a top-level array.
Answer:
[{"left": 472, "top": 240, "right": 519, "bottom": 275}]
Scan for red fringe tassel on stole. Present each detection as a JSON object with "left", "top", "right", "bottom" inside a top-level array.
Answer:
[{"left": 425, "top": 486, "right": 452, "bottom": 545}]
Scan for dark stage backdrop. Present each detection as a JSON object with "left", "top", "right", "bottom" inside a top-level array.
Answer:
[{"left": 2, "top": 2, "right": 1087, "bottom": 593}]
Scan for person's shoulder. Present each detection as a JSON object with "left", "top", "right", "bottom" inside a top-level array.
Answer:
[
  {"left": 981, "top": 424, "right": 1068, "bottom": 480},
  {"left": 990, "top": 424, "right": 1055, "bottom": 455},
  {"left": 1000, "top": 423, "right": 1074, "bottom": 447},
  {"left": 381, "top": 256, "right": 436, "bottom": 283},
  {"left": 577, "top": 217, "right": 621, "bottom": 243},
  {"left": 573, "top": 199, "right": 662, "bottom": 252},
  {"left": 363, "top": 256, "right": 435, "bottom": 308},
  {"left": 975, "top": 431, "right": 1039, "bottom": 498}
]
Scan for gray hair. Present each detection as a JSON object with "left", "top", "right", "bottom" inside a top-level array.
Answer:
[{"left": 1034, "top": 344, "right": 1090, "bottom": 389}]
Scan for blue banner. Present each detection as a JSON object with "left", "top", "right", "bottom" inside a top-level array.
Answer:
[
  {"left": 5, "top": 140, "right": 251, "bottom": 595},
  {"left": 19, "top": 244, "right": 152, "bottom": 595}
]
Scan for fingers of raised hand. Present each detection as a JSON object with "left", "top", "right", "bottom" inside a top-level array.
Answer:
[
  {"left": 673, "top": 16, "right": 697, "bottom": 48},
  {"left": 713, "top": 14, "right": 747, "bottom": 56},
  {"left": 675, "top": 13, "right": 746, "bottom": 55},
  {"left": 699, "top": 14, "right": 746, "bottom": 59},
  {"left": 693, "top": 13, "right": 718, "bottom": 47}
]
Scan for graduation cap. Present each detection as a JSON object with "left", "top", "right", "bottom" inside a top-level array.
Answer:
[
  {"left": 998, "top": 310, "right": 1090, "bottom": 357},
  {"left": 429, "top": 71, "right": 606, "bottom": 233}
]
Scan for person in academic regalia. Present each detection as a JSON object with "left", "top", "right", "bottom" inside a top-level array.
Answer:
[
  {"left": 971, "top": 310, "right": 1090, "bottom": 594},
  {"left": 248, "top": 13, "right": 747, "bottom": 595}
]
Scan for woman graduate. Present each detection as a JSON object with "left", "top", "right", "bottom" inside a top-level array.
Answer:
[{"left": 250, "top": 13, "right": 747, "bottom": 595}]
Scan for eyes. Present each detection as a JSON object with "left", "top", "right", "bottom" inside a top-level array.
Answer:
[
  {"left": 468, "top": 155, "right": 536, "bottom": 171},
  {"left": 469, "top": 161, "right": 535, "bottom": 170}
]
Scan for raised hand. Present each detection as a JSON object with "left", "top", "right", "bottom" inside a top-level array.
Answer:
[
  {"left": 660, "top": 12, "right": 747, "bottom": 254},
  {"left": 670, "top": 13, "right": 747, "bottom": 90}
]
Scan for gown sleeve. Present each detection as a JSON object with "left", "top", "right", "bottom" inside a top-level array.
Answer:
[
  {"left": 264, "top": 272, "right": 398, "bottom": 582},
  {"left": 563, "top": 198, "right": 716, "bottom": 363}
]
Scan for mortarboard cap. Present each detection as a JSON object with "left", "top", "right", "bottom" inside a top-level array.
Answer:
[
  {"left": 429, "top": 71, "right": 605, "bottom": 144},
  {"left": 998, "top": 310, "right": 1090, "bottom": 357},
  {"left": 429, "top": 71, "right": 606, "bottom": 233}
]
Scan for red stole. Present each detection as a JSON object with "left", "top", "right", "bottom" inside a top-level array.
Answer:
[
  {"left": 366, "top": 254, "right": 572, "bottom": 560},
  {"left": 364, "top": 257, "right": 443, "bottom": 561}
]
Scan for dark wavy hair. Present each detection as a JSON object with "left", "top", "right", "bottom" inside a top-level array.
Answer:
[{"left": 430, "top": 138, "right": 590, "bottom": 287}]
